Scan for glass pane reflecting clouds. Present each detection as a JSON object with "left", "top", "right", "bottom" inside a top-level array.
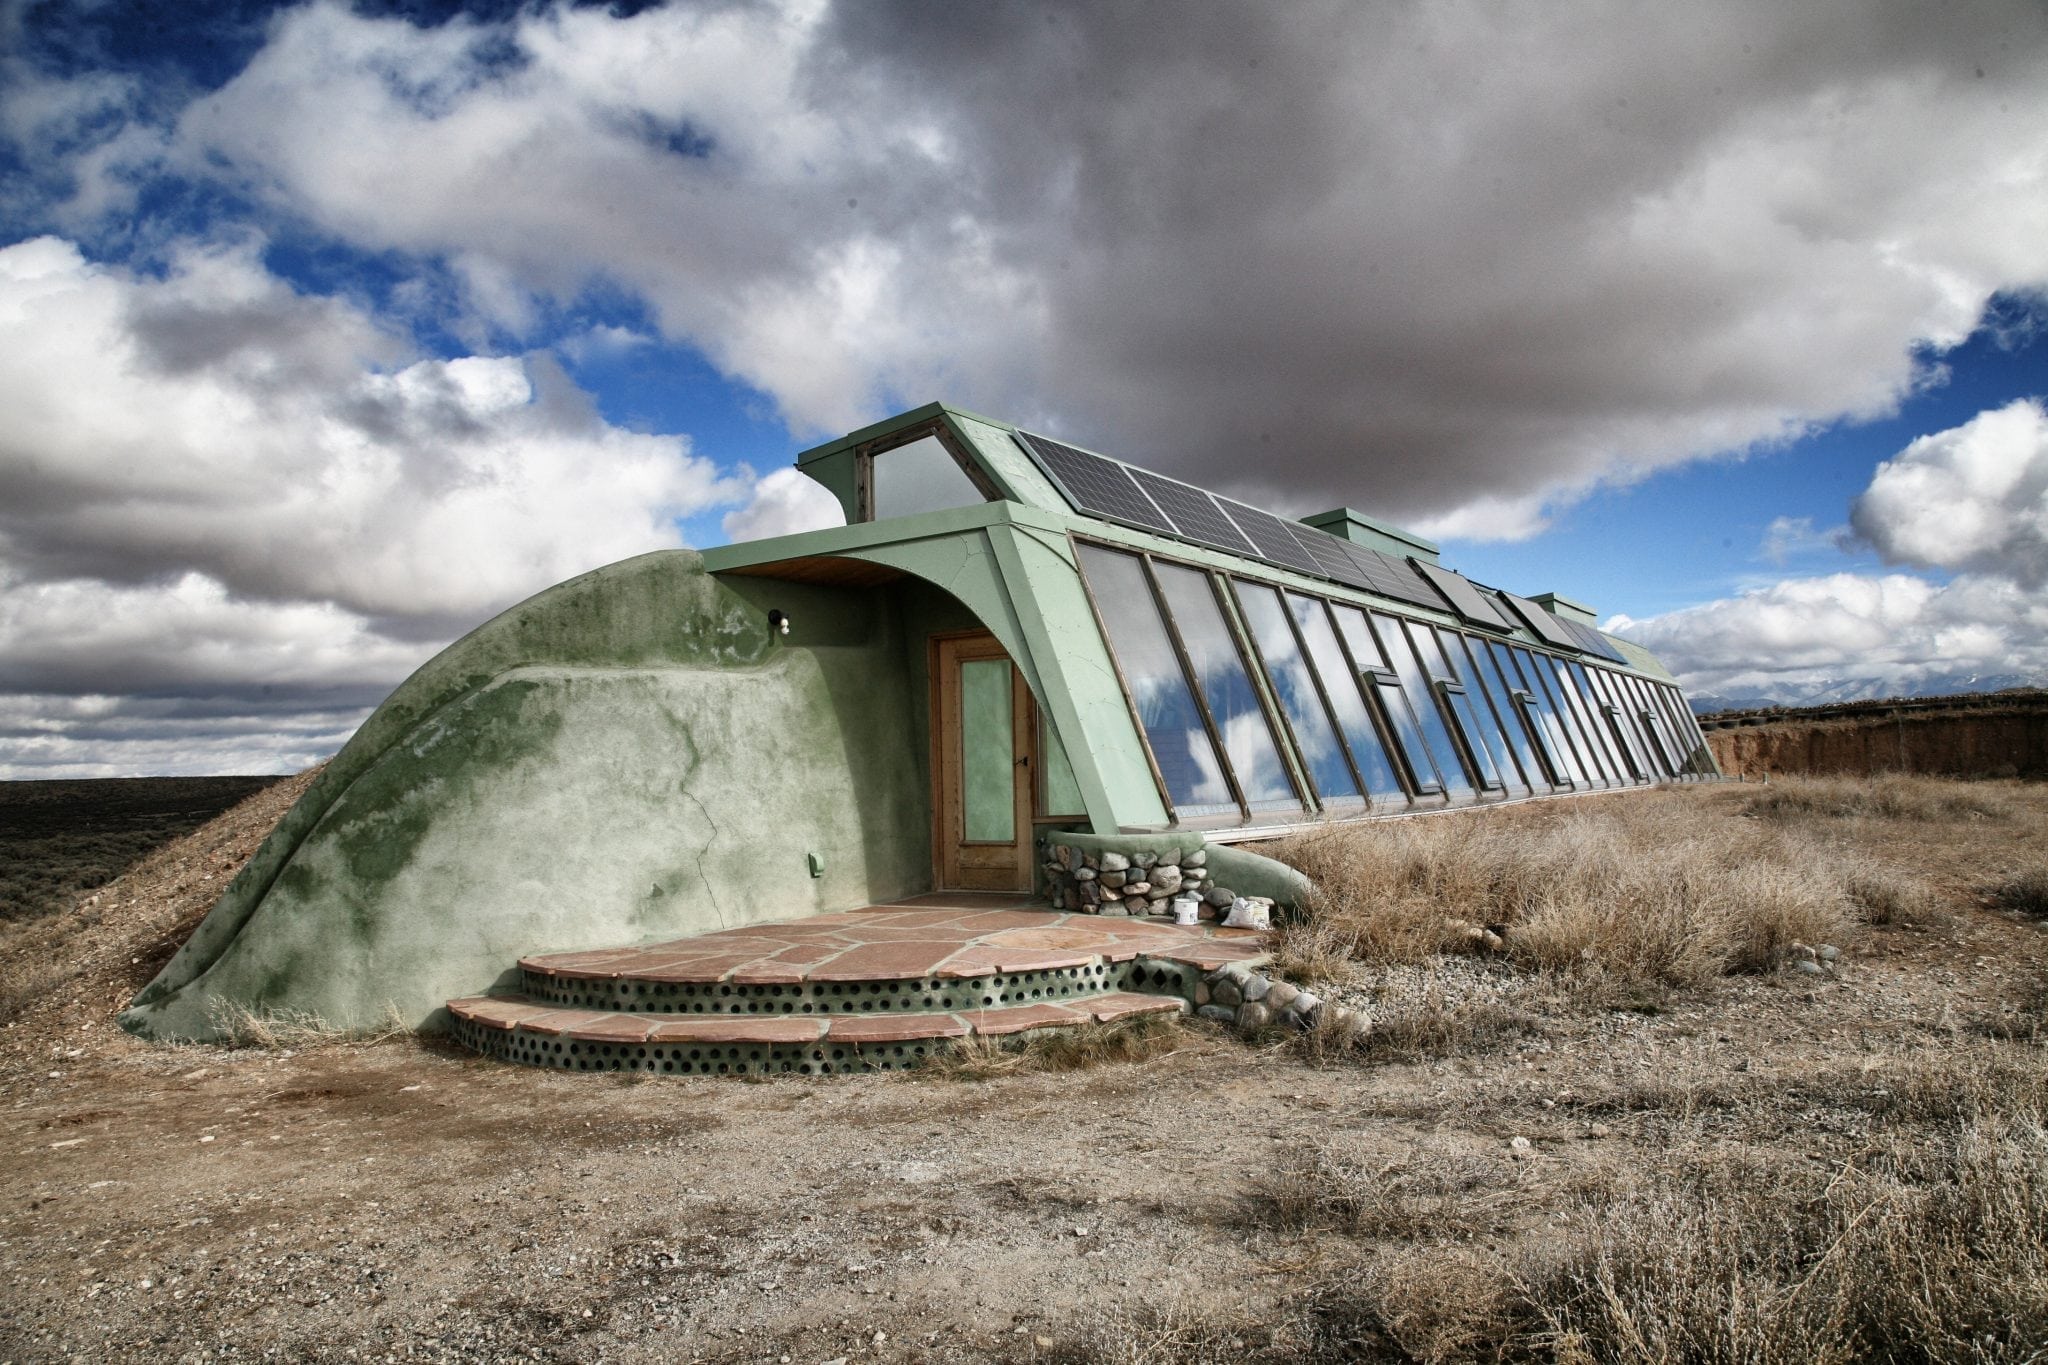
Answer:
[{"left": 1153, "top": 563, "right": 1300, "bottom": 812}]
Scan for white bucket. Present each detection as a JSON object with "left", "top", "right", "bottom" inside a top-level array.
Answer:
[{"left": 1171, "top": 894, "right": 1201, "bottom": 926}]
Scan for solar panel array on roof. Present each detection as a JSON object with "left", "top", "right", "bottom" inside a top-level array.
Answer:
[
  {"left": 1017, "top": 432, "right": 1175, "bottom": 534},
  {"left": 1553, "top": 614, "right": 1627, "bottom": 663},
  {"left": 1360, "top": 548, "right": 1450, "bottom": 612},
  {"left": 1414, "top": 560, "right": 1513, "bottom": 630},
  {"left": 1128, "top": 469, "right": 1257, "bottom": 556},
  {"left": 1215, "top": 500, "right": 1326, "bottom": 576},
  {"left": 1500, "top": 591, "right": 1583, "bottom": 650},
  {"left": 1015, "top": 427, "right": 1612, "bottom": 652}
]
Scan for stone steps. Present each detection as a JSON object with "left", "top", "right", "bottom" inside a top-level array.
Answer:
[
  {"left": 443, "top": 895, "right": 1270, "bottom": 1076},
  {"left": 447, "top": 990, "right": 1185, "bottom": 1075}
]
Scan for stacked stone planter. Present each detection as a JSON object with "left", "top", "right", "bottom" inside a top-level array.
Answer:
[
  {"left": 1039, "top": 832, "right": 1313, "bottom": 921},
  {"left": 1044, "top": 843, "right": 1240, "bottom": 918}
]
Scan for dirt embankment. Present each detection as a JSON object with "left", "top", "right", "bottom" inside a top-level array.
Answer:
[{"left": 1705, "top": 692, "right": 2048, "bottom": 780}]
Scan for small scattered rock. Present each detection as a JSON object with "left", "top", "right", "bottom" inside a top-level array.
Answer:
[{"left": 1589, "top": 1123, "right": 1611, "bottom": 1139}]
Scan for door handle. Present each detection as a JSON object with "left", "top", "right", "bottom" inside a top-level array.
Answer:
[{"left": 1016, "top": 756, "right": 1031, "bottom": 767}]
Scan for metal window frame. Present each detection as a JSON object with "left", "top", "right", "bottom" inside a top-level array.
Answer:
[
  {"left": 1068, "top": 538, "right": 1194, "bottom": 826},
  {"left": 1227, "top": 577, "right": 1371, "bottom": 812},
  {"left": 1322, "top": 601, "right": 1430, "bottom": 806},
  {"left": 1412, "top": 625, "right": 1511, "bottom": 793},
  {"left": 1376, "top": 611, "right": 1482, "bottom": 794},
  {"left": 1484, "top": 642, "right": 1570, "bottom": 789},
  {"left": 1586, "top": 666, "right": 1654, "bottom": 782},
  {"left": 1364, "top": 611, "right": 1461, "bottom": 797},
  {"left": 1287, "top": 590, "right": 1410, "bottom": 807},
  {"left": 1548, "top": 654, "right": 1621, "bottom": 785},
  {"left": 855, "top": 419, "right": 1004, "bottom": 522},
  {"left": 1511, "top": 645, "right": 1601, "bottom": 786},
  {"left": 1150, "top": 558, "right": 1306, "bottom": 815},
  {"left": 1444, "top": 628, "right": 1534, "bottom": 793}
]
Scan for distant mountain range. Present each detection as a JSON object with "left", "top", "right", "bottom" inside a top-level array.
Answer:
[{"left": 1687, "top": 670, "right": 2048, "bottom": 715}]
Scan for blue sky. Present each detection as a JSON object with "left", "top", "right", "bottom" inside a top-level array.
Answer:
[{"left": 2, "top": 0, "right": 2046, "bottom": 774}]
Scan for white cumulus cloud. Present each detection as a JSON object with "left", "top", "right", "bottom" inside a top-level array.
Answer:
[
  {"left": 1613, "top": 401, "right": 2048, "bottom": 702},
  {"left": 721, "top": 467, "right": 847, "bottom": 544},
  {"left": 1850, "top": 397, "right": 2048, "bottom": 586}
]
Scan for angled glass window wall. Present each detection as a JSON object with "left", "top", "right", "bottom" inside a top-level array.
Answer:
[
  {"left": 1464, "top": 635, "right": 1550, "bottom": 791},
  {"left": 1422, "top": 626, "right": 1517, "bottom": 793},
  {"left": 1080, "top": 535, "right": 1697, "bottom": 826},
  {"left": 1371, "top": 611, "right": 1476, "bottom": 798},
  {"left": 1150, "top": 561, "right": 1304, "bottom": 814},
  {"left": 1287, "top": 593, "right": 1407, "bottom": 804},
  {"left": 1232, "top": 581, "right": 1365, "bottom": 808},
  {"left": 1074, "top": 545, "right": 1238, "bottom": 818},
  {"left": 1548, "top": 654, "right": 1622, "bottom": 786},
  {"left": 1334, "top": 605, "right": 1444, "bottom": 797}
]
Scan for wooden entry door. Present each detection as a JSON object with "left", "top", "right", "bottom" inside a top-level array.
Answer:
[{"left": 933, "top": 633, "right": 1034, "bottom": 891}]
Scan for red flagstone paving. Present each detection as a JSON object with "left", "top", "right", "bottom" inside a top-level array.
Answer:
[{"left": 519, "top": 904, "right": 1268, "bottom": 987}]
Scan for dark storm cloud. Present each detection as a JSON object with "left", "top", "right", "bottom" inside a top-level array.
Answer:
[{"left": 808, "top": 0, "right": 2048, "bottom": 529}]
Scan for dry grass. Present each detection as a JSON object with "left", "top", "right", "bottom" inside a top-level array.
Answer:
[
  {"left": 1110, "top": 1043, "right": 2048, "bottom": 1365},
  {"left": 202, "top": 998, "right": 411, "bottom": 1050},
  {"left": 1741, "top": 770, "right": 2017, "bottom": 822},
  {"left": 1844, "top": 864, "right": 1943, "bottom": 926},
  {"left": 1990, "top": 865, "right": 2048, "bottom": 918},
  {"left": 1270, "top": 787, "right": 1858, "bottom": 993},
  {"left": 923, "top": 1013, "right": 1193, "bottom": 1080}
]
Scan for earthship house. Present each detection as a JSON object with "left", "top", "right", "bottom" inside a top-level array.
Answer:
[{"left": 123, "top": 403, "right": 1717, "bottom": 1067}]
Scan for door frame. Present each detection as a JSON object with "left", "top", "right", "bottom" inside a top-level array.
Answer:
[{"left": 929, "top": 631, "right": 1036, "bottom": 892}]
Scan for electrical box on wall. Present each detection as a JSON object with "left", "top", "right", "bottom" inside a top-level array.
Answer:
[{"left": 807, "top": 852, "right": 824, "bottom": 879}]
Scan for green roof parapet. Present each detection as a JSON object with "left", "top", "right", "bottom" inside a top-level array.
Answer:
[{"left": 1300, "top": 507, "right": 1440, "bottom": 564}]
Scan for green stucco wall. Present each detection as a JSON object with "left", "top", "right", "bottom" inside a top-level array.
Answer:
[{"left": 123, "top": 552, "right": 932, "bottom": 1041}]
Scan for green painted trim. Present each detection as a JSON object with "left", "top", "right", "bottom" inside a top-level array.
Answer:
[{"left": 1532, "top": 592, "right": 1598, "bottom": 625}]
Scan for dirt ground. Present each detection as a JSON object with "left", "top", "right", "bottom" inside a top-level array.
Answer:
[{"left": 1, "top": 778, "right": 2043, "bottom": 1363}]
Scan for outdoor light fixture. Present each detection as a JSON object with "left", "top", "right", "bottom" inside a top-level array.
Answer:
[{"left": 767, "top": 610, "right": 791, "bottom": 636}]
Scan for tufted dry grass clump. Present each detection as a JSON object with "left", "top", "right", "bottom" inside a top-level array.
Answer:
[
  {"left": 1990, "top": 864, "right": 2048, "bottom": 918},
  {"left": 1269, "top": 788, "right": 1856, "bottom": 991},
  {"left": 1741, "top": 770, "right": 2015, "bottom": 822}
]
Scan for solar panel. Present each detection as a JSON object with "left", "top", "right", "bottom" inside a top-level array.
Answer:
[
  {"left": 1500, "top": 592, "right": 1584, "bottom": 650},
  {"left": 1347, "top": 544, "right": 1445, "bottom": 611},
  {"left": 1414, "top": 560, "right": 1513, "bottom": 630},
  {"left": 1558, "top": 616, "right": 1628, "bottom": 663},
  {"left": 1294, "top": 525, "right": 1375, "bottom": 590},
  {"left": 1016, "top": 432, "right": 1174, "bottom": 533},
  {"left": 1013, "top": 423, "right": 1567, "bottom": 629},
  {"left": 1127, "top": 469, "right": 1258, "bottom": 555},
  {"left": 1216, "top": 500, "right": 1326, "bottom": 576}
]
